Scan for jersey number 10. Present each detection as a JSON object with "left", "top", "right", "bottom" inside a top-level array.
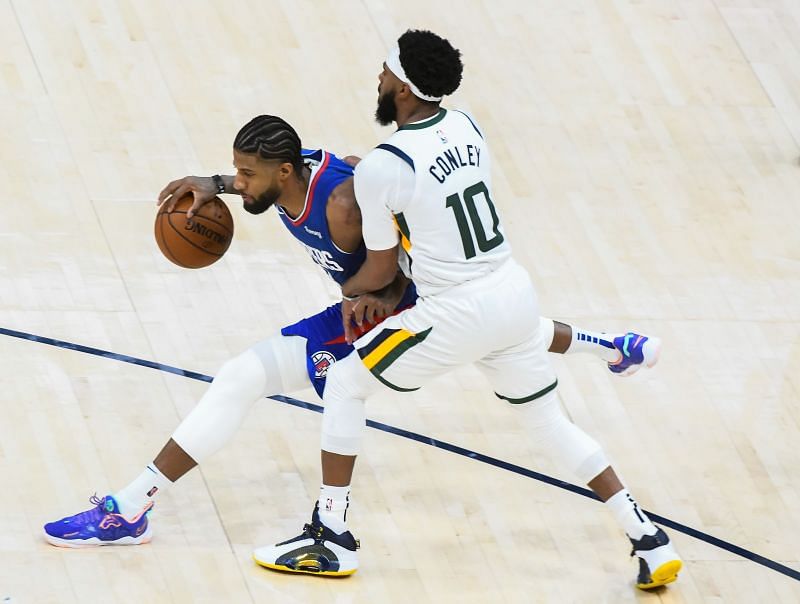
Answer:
[{"left": 445, "top": 181, "right": 505, "bottom": 259}]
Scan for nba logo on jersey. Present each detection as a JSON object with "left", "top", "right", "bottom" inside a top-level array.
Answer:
[
  {"left": 436, "top": 128, "right": 448, "bottom": 144},
  {"left": 312, "top": 351, "right": 336, "bottom": 378}
]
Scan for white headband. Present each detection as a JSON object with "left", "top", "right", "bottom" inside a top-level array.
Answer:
[{"left": 386, "top": 45, "right": 443, "bottom": 103}]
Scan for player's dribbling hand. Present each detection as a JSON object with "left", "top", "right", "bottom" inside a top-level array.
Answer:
[
  {"left": 342, "top": 297, "right": 361, "bottom": 344},
  {"left": 157, "top": 176, "right": 219, "bottom": 219},
  {"left": 342, "top": 294, "right": 393, "bottom": 344}
]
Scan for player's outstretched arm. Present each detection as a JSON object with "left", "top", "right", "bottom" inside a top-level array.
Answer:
[
  {"left": 341, "top": 246, "right": 399, "bottom": 299},
  {"left": 340, "top": 246, "right": 400, "bottom": 343}
]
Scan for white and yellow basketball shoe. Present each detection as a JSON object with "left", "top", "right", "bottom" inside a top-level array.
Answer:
[
  {"left": 253, "top": 503, "right": 359, "bottom": 576},
  {"left": 630, "top": 528, "right": 682, "bottom": 589}
]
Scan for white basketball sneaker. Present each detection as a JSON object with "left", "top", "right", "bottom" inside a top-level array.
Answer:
[
  {"left": 629, "top": 527, "right": 682, "bottom": 589},
  {"left": 253, "top": 502, "right": 359, "bottom": 576}
]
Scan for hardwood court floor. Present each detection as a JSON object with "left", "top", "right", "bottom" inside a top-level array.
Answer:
[{"left": 1, "top": 1, "right": 799, "bottom": 602}]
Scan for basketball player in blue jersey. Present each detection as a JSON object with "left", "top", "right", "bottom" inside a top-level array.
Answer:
[
  {"left": 42, "top": 114, "right": 661, "bottom": 575},
  {"left": 255, "top": 31, "right": 682, "bottom": 590}
]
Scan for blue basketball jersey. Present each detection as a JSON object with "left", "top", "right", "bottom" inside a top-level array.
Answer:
[
  {"left": 276, "top": 147, "right": 419, "bottom": 398},
  {"left": 276, "top": 149, "right": 366, "bottom": 286}
]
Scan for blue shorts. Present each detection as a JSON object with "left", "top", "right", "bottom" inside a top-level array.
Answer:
[{"left": 281, "top": 283, "right": 418, "bottom": 398}]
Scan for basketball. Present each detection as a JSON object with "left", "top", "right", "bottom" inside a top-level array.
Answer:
[{"left": 154, "top": 193, "right": 234, "bottom": 268}]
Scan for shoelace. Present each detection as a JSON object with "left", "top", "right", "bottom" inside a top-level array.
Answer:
[
  {"left": 629, "top": 529, "right": 667, "bottom": 556},
  {"left": 301, "top": 521, "right": 360, "bottom": 550},
  {"left": 302, "top": 523, "right": 325, "bottom": 540},
  {"left": 67, "top": 494, "right": 108, "bottom": 524}
]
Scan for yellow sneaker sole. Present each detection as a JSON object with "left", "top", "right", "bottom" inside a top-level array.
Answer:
[
  {"left": 637, "top": 559, "right": 682, "bottom": 590},
  {"left": 252, "top": 554, "right": 357, "bottom": 577}
]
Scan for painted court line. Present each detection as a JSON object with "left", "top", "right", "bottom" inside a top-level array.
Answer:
[{"left": 2, "top": 326, "right": 798, "bottom": 583}]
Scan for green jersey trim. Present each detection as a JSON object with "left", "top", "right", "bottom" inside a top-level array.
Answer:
[
  {"left": 495, "top": 380, "right": 559, "bottom": 404},
  {"left": 398, "top": 108, "right": 447, "bottom": 131}
]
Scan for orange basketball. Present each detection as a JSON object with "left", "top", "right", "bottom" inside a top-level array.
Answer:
[{"left": 154, "top": 193, "right": 234, "bottom": 268}]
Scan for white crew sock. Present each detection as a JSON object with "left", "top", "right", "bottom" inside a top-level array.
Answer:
[
  {"left": 569, "top": 327, "right": 621, "bottom": 363},
  {"left": 605, "top": 489, "right": 658, "bottom": 540},
  {"left": 114, "top": 464, "right": 172, "bottom": 519},
  {"left": 318, "top": 484, "right": 351, "bottom": 534}
]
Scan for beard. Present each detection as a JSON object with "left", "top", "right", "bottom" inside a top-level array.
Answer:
[
  {"left": 374, "top": 89, "right": 397, "bottom": 126},
  {"left": 243, "top": 184, "right": 281, "bottom": 215}
]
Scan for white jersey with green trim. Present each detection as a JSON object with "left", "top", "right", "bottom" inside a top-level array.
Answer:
[{"left": 354, "top": 108, "right": 511, "bottom": 297}]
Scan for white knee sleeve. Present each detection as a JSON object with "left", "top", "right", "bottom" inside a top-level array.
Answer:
[
  {"left": 512, "top": 391, "right": 609, "bottom": 484},
  {"left": 251, "top": 334, "right": 310, "bottom": 394},
  {"left": 172, "top": 335, "right": 309, "bottom": 462},
  {"left": 539, "top": 316, "right": 555, "bottom": 351},
  {"left": 320, "top": 353, "right": 379, "bottom": 456}
]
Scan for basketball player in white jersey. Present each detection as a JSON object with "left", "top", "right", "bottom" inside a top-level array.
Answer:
[
  {"left": 255, "top": 30, "right": 682, "bottom": 591},
  {"left": 42, "top": 115, "right": 658, "bottom": 556}
]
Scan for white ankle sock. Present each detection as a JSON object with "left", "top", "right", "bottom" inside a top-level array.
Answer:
[
  {"left": 605, "top": 489, "right": 657, "bottom": 540},
  {"left": 114, "top": 464, "right": 172, "bottom": 519},
  {"left": 318, "top": 484, "right": 350, "bottom": 534},
  {"left": 569, "top": 328, "right": 621, "bottom": 363}
]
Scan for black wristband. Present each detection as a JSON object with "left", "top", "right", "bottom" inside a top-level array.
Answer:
[{"left": 211, "top": 174, "right": 226, "bottom": 195}]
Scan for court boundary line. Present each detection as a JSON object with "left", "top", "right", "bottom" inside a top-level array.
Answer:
[{"left": 3, "top": 326, "right": 798, "bottom": 584}]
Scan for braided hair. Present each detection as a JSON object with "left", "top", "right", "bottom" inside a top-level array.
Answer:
[{"left": 233, "top": 115, "right": 304, "bottom": 174}]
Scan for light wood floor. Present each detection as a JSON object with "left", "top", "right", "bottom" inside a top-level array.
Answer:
[{"left": 2, "top": 0, "right": 800, "bottom": 601}]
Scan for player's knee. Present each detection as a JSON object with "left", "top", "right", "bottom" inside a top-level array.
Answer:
[
  {"left": 512, "top": 391, "right": 608, "bottom": 484},
  {"left": 212, "top": 349, "right": 268, "bottom": 402},
  {"left": 573, "top": 448, "right": 609, "bottom": 484},
  {"left": 171, "top": 349, "right": 268, "bottom": 463},
  {"left": 320, "top": 355, "right": 374, "bottom": 456},
  {"left": 539, "top": 316, "right": 555, "bottom": 351},
  {"left": 324, "top": 353, "right": 376, "bottom": 401},
  {"left": 250, "top": 334, "right": 309, "bottom": 395},
  {"left": 320, "top": 396, "right": 365, "bottom": 456}
]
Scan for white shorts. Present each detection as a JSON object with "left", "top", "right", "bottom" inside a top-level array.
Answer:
[{"left": 352, "top": 259, "right": 557, "bottom": 402}]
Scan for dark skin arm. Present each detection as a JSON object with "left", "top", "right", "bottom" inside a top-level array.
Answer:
[
  {"left": 326, "top": 177, "right": 363, "bottom": 253},
  {"left": 340, "top": 246, "right": 399, "bottom": 298},
  {"left": 337, "top": 152, "right": 404, "bottom": 296},
  {"left": 334, "top": 156, "right": 407, "bottom": 340},
  {"left": 340, "top": 245, "right": 400, "bottom": 343},
  {"left": 326, "top": 176, "right": 407, "bottom": 342},
  {"left": 350, "top": 271, "right": 410, "bottom": 325},
  {"left": 343, "top": 270, "right": 410, "bottom": 343}
]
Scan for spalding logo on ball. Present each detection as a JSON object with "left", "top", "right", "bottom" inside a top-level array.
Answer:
[{"left": 155, "top": 193, "right": 234, "bottom": 268}]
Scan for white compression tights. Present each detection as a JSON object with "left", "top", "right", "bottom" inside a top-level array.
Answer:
[
  {"left": 320, "top": 353, "right": 380, "bottom": 456},
  {"left": 321, "top": 353, "right": 608, "bottom": 485},
  {"left": 539, "top": 317, "right": 555, "bottom": 351},
  {"left": 509, "top": 390, "right": 610, "bottom": 483},
  {"left": 171, "top": 334, "right": 310, "bottom": 463},
  {"left": 170, "top": 332, "right": 608, "bottom": 485}
]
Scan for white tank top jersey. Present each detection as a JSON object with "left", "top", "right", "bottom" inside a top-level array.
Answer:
[{"left": 354, "top": 108, "right": 512, "bottom": 297}]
